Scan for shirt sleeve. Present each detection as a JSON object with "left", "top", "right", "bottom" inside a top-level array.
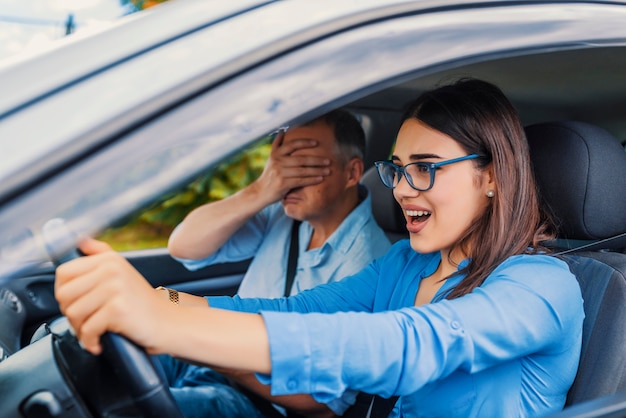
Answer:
[
  {"left": 260, "top": 255, "right": 583, "bottom": 403},
  {"left": 172, "top": 205, "right": 274, "bottom": 271},
  {"left": 207, "top": 256, "right": 382, "bottom": 313},
  {"left": 207, "top": 257, "right": 383, "bottom": 416}
]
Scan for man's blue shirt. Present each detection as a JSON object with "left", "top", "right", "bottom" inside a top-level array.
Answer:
[
  {"left": 208, "top": 240, "right": 584, "bottom": 417},
  {"left": 177, "top": 185, "right": 391, "bottom": 298}
]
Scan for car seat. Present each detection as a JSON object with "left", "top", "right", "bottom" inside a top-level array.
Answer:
[{"left": 525, "top": 121, "right": 626, "bottom": 414}]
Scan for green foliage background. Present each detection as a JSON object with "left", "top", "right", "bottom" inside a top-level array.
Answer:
[{"left": 98, "top": 141, "right": 271, "bottom": 251}]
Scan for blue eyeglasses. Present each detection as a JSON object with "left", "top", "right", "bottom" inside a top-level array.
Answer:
[{"left": 374, "top": 154, "right": 481, "bottom": 191}]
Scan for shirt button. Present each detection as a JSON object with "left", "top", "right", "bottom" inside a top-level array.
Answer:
[
  {"left": 287, "top": 380, "right": 297, "bottom": 390},
  {"left": 450, "top": 321, "right": 460, "bottom": 330}
]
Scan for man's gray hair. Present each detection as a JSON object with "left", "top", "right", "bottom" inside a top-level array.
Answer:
[{"left": 306, "top": 109, "right": 365, "bottom": 164}]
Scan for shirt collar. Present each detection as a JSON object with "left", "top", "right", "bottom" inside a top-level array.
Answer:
[
  {"left": 432, "top": 257, "right": 470, "bottom": 301},
  {"left": 304, "top": 184, "right": 373, "bottom": 256}
]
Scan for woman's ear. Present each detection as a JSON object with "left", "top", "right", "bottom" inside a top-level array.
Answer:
[{"left": 484, "top": 164, "right": 496, "bottom": 196}]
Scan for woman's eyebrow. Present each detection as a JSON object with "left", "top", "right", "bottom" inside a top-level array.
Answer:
[{"left": 392, "top": 153, "right": 441, "bottom": 162}]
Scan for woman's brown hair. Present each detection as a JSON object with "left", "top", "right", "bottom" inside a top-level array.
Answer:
[{"left": 401, "top": 78, "right": 555, "bottom": 298}]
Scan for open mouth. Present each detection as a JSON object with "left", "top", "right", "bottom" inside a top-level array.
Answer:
[{"left": 406, "top": 209, "right": 431, "bottom": 223}]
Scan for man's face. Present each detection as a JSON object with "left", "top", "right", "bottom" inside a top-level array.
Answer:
[{"left": 280, "top": 122, "right": 353, "bottom": 223}]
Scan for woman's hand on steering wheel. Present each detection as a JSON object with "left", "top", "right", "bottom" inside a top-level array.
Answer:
[{"left": 54, "top": 238, "right": 176, "bottom": 356}]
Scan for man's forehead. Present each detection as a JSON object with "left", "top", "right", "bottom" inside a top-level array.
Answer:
[
  {"left": 282, "top": 124, "right": 338, "bottom": 158},
  {"left": 284, "top": 123, "right": 334, "bottom": 143}
]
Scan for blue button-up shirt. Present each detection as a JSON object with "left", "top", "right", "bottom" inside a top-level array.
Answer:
[
  {"left": 208, "top": 240, "right": 584, "bottom": 417},
  {"left": 177, "top": 185, "right": 391, "bottom": 298}
]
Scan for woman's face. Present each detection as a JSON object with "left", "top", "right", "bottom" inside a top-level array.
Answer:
[{"left": 392, "top": 119, "right": 493, "bottom": 258}]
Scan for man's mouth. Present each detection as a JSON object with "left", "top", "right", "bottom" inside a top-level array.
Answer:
[{"left": 283, "top": 190, "right": 301, "bottom": 203}]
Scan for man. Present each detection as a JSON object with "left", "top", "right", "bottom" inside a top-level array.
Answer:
[
  {"left": 168, "top": 109, "right": 390, "bottom": 298},
  {"left": 161, "top": 109, "right": 391, "bottom": 418}
]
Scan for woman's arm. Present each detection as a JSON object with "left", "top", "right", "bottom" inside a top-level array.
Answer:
[
  {"left": 154, "top": 285, "right": 208, "bottom": 307},
  {"left": 207, "top": 257, "right": 384, "bottom": 314},
  {"left": 56, "top": 240, "right": 579, "bottom": 404},
  {"left": 258, "top": 255, "right": 584, "bottom": 401},
  {"left": 55, "top": 238, "right": 272, "bottom": 373}
]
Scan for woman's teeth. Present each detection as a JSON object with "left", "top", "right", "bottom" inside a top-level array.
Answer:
[{"left": 406, "top": 210, "right": 431, "bottom": 217}]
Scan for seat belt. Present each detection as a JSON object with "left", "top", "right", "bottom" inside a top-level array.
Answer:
[
  {"left": 234, "top": 219, "right": 302, "bottom": 418},
  {"left": 283, "top": 219, "right": 399, "bottom": 417},
  {"left": 550, "top": 230, "right": 626, "bottom": 255},
  {"left": 284, "top": 220, "right": 302, "bottom": 297},
  {"left": 343, "top": 393, "right": 398, "bottom": 418}
]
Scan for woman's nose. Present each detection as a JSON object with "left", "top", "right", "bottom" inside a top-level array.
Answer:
[{"left": 393, "top": 173, "right": 419, "bottom": 201}]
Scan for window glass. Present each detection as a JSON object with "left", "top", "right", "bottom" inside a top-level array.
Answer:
[{"left": 98, "top": 137, "right": 271, "bottom": 251}]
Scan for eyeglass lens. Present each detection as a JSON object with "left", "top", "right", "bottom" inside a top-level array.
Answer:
[{"left": 378, "top": 163, "right": 432, "bottom": 190}]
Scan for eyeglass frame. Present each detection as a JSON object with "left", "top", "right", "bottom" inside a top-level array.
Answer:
[{"left": 374, "top": 154, "right": 482, "bottom": 192}]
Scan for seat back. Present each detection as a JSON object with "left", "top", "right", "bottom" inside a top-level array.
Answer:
[
  {"left": 526, "top": 121, "right": 626, "bottom": 406},
  {"left": 560, "top": 252, "right": 626, "bottom": 404},
  {"left": 361, "top": 166, "right": 407, "bottom": 243}
]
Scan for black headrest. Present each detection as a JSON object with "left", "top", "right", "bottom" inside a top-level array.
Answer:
[
  {"left": 526, "top": 121, "right": 626, "bottom": 240},
  {"left": 361, "top": 167, "right": 407, "bottom": 242}
]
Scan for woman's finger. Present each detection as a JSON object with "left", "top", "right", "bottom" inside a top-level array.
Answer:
[
  {"left": 56, "top": 266, "right": 106, "bottom": 320},
  {"left": 78, "top": 237, "right": 113, "bottom": 255}
]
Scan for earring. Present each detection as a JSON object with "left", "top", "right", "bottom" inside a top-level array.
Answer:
[{"left": 486, "top": 190, "right": 495, "bottom": 198}]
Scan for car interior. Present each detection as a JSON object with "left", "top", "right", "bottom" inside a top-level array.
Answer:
[{"left": 2, "top": 40, "right": 626, "bottom": 417}]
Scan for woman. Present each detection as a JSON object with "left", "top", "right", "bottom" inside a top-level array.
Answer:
[{"left": 55, "top": 78, "right": 584, "bottom": 417}]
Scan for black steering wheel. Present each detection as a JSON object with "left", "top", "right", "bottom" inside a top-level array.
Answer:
[
  {"left": 42, "top": 219, "right": 184, "bottom": 418},
  {"left": 99, "top": 333, "right": 184, "bottom": 417}
]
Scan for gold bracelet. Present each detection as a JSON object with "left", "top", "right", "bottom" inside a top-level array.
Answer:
[{"left": 156, "top": 286, "right": 179, "bottom": 305}]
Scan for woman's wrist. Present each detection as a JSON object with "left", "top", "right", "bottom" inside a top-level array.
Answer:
[
  {"left": 155, "top": 286, "right": 210, "bottom": 307},
  {"left": 155, "top": 286, "right": 179, "bottom": 305}
]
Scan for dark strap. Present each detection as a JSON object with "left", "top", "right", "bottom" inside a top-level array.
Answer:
[
  {"left": 284, "top": 220, "right": 399, "bottom": 417},
  {"left": 284, "top": 220, "right": 301, "bottom": 297},
  {"left": 368, "top": 395, "right": 399, "bottom": 418},
  {"left": 283, "top": 220, "right": 399, "bottom": 417},
  {"left": 343, "top": 393, "right": 399, "bottom": 418},
  {"left": 551, "top": 230, "right": 626, "bottom": 255}
]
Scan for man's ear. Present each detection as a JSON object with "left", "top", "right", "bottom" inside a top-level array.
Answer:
[{"left": 345, "top": 158, "right": 364, "bottom": 188}]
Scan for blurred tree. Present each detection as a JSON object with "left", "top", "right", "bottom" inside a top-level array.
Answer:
[
  {"left": 137, "top": 140, "right": 271, "bottom": 228},
  {"left": 99, "top": 139, "right": 272, "bottom": 251}
]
